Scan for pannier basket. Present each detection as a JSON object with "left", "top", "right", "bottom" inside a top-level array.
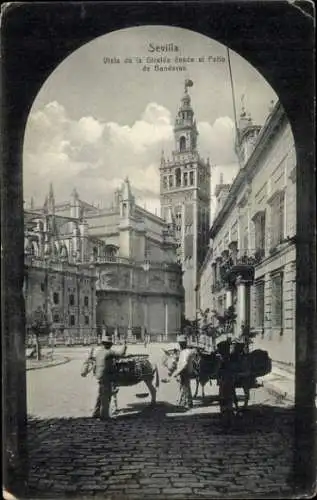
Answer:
[{"left": 111, "top": 354, "right": 151, "bottom": 386}]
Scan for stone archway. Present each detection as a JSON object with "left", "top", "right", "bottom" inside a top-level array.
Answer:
[{"left": 2, "top": 3, "right": 315, "bottom": 497}]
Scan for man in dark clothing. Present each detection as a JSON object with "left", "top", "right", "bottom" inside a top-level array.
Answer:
[{"left": 92, "top": 334, "right": 127, "bottom": 420}]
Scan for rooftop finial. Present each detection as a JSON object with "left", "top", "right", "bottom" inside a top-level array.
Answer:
[{"left": 49, "top": 182, "right": 54, "bottom": 199}]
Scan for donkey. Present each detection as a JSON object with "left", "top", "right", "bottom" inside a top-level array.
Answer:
[
  {"left": 162, "top": 347, "right": 222, "bottom": 399},
  {"left": 81, "top": 347, "right": 160, "bottom": 407}
]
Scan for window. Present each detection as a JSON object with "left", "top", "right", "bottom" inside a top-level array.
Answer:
[
  {"left": 271, "top": 272, "right": 284, "bottom": 329},
  {"left": 224, "top": 232, "right": 229, "bottom": 248},
  {"left": 184, "top": 172, "right": 188, "bottom": 186},
  {"left": 175, "top": 168, "right": 181, "bottom": 187},
  {"left": 270, "top": 192, "right": 285, "bottom": 247},
  {"left": 41, "top": 282, "right": 45, "bottom": 292},
  {"left": 84, "top": 296, "right": 89, "bottom": 307},
  {"left": 179, "top": 136, "right": 186, "bottom": 152},
  {"left": 254, "top": 281, "right": 265, "bottom": 328},
  {"left": 243, "top": 232, "right": 248, "bottom": 254},
  {"left": 169, "top": 175, "right": 173, "bottom": 188},
  {"left": 231, "top": 221, "right": 238, "bottom": 243},
  {"left": 53, "top": 292, "right": 59, "bottom": 305},
  {"left": 189, "top": 171, "right": 194, "bottom": 186},
  {"left": 254, "top": 212, "right": 266, "bottom": 251},
  {"left": 85, "top": 316, "right": 89, "bottom": 325},
  {"left": 163, "top": 177, "right": 167, "bottom": 189},
  {"left": 69, "top": 294, "right": 75, "bottom": 306},
  {"left": 53, "top": 314, "right": 60, "bottom": 323},
  {"left": 70, "top": 315, "right": 75, "bottom": 326}
]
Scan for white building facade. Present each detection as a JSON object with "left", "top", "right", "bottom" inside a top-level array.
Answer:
[{"left": 198, "top": 102, "right": 296, "bottom": 366}]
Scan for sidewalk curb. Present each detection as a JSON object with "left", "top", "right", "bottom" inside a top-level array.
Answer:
[{"left": 26, "top": 357, "right": 71, "bottom": 371}]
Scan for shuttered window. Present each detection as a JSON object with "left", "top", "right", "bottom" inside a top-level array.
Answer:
[
  {"left": 271, "top": 271, "right": 284, "bottom": 328},
  {"left": 270, "top": 192, "right": 285, "bottom": 247},
  {"left": 254, "top": 281, "right": 265, "bottom": 328}
]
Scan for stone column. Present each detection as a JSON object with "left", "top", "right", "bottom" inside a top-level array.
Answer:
[
  {"left": 225, "top": 286, "right": 233, "bottom": 309},
  {"left": 236, "top": 276, "right": 251, "bottom": 337}
]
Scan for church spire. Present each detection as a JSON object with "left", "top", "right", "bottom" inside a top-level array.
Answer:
[{"left": 48, "top": 182, "right": 55, "bottom": 213}]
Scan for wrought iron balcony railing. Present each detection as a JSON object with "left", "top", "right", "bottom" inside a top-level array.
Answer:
[{"left": 218, "top": 248, "right": 265, "bottom": 285}]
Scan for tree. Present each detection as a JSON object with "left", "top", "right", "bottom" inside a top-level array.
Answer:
[{"left": 26, "top": 306, "right": 52, "bottom": 361}]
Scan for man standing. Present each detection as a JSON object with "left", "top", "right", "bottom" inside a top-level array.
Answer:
[
  {"left": 92, "top": 333, "right": 127, "bottom": 420},
  {"left": 173, "top": 334, "right": 194, "bottom": 410}
]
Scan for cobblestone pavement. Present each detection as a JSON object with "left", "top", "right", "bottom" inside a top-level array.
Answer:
[{"left": 27, "top": 344, "right": 295, "bottom": 499}]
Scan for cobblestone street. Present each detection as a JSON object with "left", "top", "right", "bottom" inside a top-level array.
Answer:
[{"left": 27, "top": 344, "right": 295, "bottom": 498}]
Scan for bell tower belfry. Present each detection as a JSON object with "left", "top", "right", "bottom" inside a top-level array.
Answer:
[{"left": 160, "top": 80, "right": 211, "bottom": 320}]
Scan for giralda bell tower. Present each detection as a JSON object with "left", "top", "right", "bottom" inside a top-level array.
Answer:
[{"left": 160, "top": 80, "right": 211, "bottom": 320}]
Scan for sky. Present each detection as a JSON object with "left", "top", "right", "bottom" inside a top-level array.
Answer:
[{"left": 23, "top": 25, "right": 277, "bottom": 217}]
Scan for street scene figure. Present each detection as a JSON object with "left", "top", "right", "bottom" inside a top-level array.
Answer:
[
  {"left": 92, "top": 334, "right": 127, "bottom": 420},
  {"left": 173, "top": 334, "right": 195, "bottom": 410}
]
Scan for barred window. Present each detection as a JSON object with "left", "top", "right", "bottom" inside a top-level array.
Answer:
[
  {"left": 271, "top": 272, "right": 284, "bottom": 328},
  {"left": 254, "top": 281, "right": 265, "bottom": 328},
  {"left": 190, "top": 171, "right": 194, "bottom": 185},
  {"left": 270, "top": 192, "right": 285, "bottom": 247},
  {"left": 175, "top": 168, "right": 181, "bottom": 187}
]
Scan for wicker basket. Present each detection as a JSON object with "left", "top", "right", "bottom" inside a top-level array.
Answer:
[{"left": 112, "top": 354, "right": 152, "bottom": 386}]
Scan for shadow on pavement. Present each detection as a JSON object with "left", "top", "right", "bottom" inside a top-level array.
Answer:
[{"left": 26, "top": 405, "right": 295, "bottom": 498}]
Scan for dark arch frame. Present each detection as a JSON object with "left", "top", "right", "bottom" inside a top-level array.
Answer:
[{"left": 1, "top": 1, "right": 315, "bottom": 497}]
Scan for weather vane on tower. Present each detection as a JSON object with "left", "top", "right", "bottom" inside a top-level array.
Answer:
[{"left": 184, "top": 78, "right": 194, "bottom": 92}]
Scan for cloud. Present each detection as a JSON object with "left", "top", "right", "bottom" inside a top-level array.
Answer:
[{"left": 23, "top": 100, "right": 238, "bottom": 213}]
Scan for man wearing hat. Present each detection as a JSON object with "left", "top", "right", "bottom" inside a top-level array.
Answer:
[
  {"left": 92, "top": 331, "right": 127, "bottom": 420},
  {"left": 173, "top": 334, "right": 194, "bottom": 410}
]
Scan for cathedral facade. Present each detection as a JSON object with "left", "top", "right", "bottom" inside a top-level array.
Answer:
[
  {"left": 160, "top": 81, "right": 211, "bottom": 320},
  {"left": 24, "top": 179, "right": 184, "bottom": 343}
]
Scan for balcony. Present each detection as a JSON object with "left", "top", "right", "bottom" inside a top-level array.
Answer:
[{"left": 219, "top": 248, "right": 265, "bottom": 285}]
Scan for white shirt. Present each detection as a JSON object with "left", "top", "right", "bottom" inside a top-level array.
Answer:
[{"left": 175, "top": 348, "right": 194, "bottom": 376}]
